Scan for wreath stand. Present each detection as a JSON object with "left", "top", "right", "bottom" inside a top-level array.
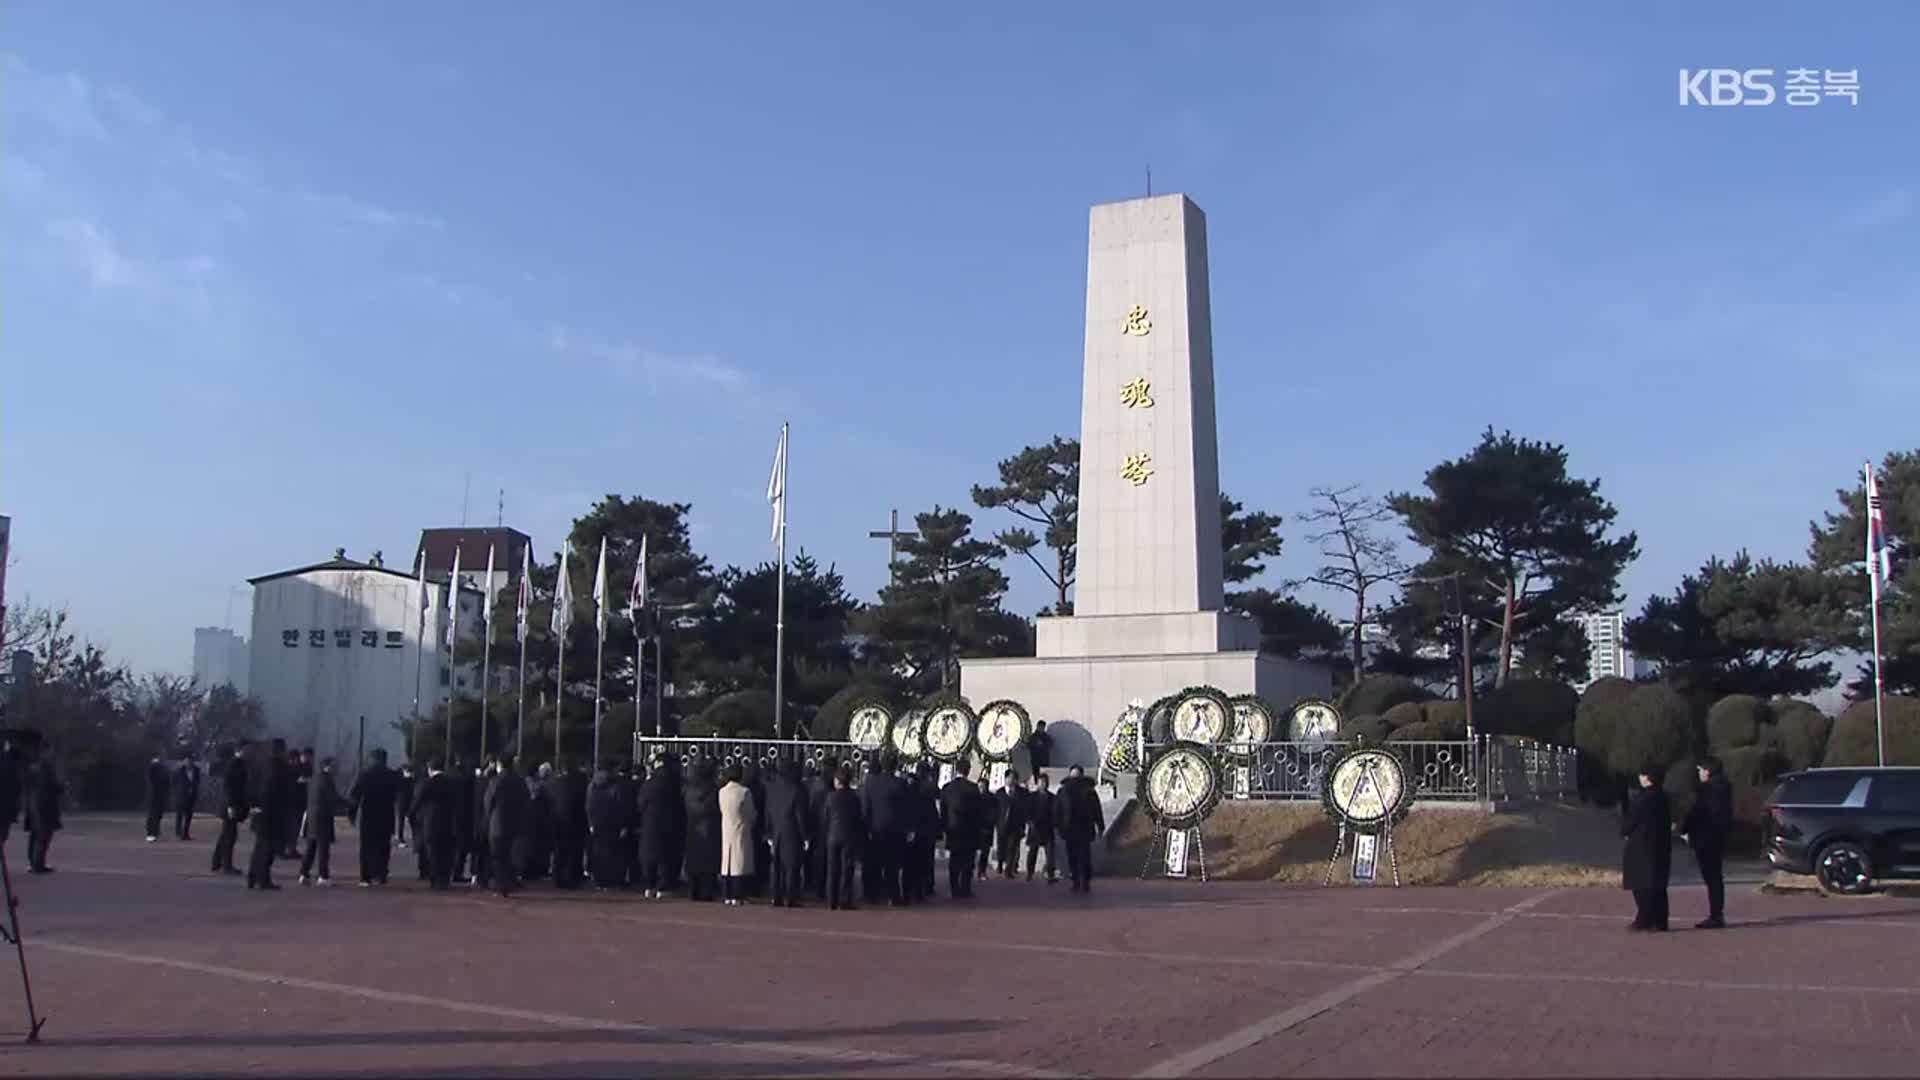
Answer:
[
  {"left": 1141, "top": 823, "right": 1208, "bottom": 882},
  {"left": 1322, "top": 818, "right": 1401, "bottom": 887}
]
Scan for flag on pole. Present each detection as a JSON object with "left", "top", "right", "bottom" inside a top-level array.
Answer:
[
  {"left": 551, "top": 544, "right": 573, "bottom": 637},
  {"left": 629, "top": 535, "right": 648, "bottom": 620},
  {"left": 482, "top": 545, "right": 496, "bottom": 629},
  {"left": 415, "top": 550, "right": 429, "bottom": 633},
  {"left": 516, "top": 543, "right": 532, "bottom": 643},
  {"left": 1867, "top": 463, "right": 1892, "bottom": 605},
  {"left": 592, "top": 537, "right": 609, "bottom": 635},
  {"left": 767, "top": 424, "right": 788, "bottom": 545},
  {"left": 445, "top": 547, "right": 462, "bottom": 647}
]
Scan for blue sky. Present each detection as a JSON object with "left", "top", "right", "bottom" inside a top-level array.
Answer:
[{"left": 3, "top": 3, "right": 1914, "bottom": 677}]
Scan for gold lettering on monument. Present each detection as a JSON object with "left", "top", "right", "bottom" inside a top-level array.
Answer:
[
  {"left": 1121, "top": 453, "right": 1154, "bottom": 486},
  {"left": 1120, "top": 378, "right": 1154, "bottom": 409},
  {"left": 1122, "top": 304, "right": 1152, "bottom": 336}
]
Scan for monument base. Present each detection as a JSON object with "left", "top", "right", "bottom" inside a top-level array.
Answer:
[{"left": 958, "top": 649, "right": 1333, "bottom": 774}]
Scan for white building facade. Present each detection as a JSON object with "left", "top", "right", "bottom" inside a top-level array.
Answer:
[
  {"left": 192, "top": 627, "right": 250, "bottom": 694},
  {"left": 247, "top": 552, "right": 484, "bottom": 766},
  {"left": 1575, "top": 610, "right": 1638, "bottom": 692}
]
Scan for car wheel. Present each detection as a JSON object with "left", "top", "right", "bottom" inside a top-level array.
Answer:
[{"left": 1814, "top": 840, "right": 1874, "bottom": 895}]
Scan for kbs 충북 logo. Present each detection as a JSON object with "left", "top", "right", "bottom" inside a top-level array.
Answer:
[{"left": 1679, "top": 69, "right": 1860, "bottom": 106}]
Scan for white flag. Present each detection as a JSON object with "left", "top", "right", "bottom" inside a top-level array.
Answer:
[
  {"left": 592, "top": 536, "right": 609, "bottom": 635},
  {"left": 516, "top": 543, "right": 532, "bottom": 643},
  {"left": 415, "top": 550, "right": 429, "bottom": 634},
  {"left": 482, "top": 545, "right": 496, "bottom": 629},
  {"left": 445, "top": 547, "right": 462, "bottom": 648},
  {"left": 767, "top": 423, "right": 788, "bottom": 545},
  {"left": 629, "top": 535, "right": 648, "bottom": 619},
  {"left": 551, "top": 544, "right": 573, "bottom": 638}
]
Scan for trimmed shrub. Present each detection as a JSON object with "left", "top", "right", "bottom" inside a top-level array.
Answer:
[
  {"left": 1382, "top": 701, "right": 1427, "bottom": 731},
  {"left": 1574, "top": 677, "right": 1637, "bottom": 761},
  {"left": 1770, "top": 699, "right": 1832, "bottom": 771},
  {"left": 687, "top": 689, "right": 776, "bottom": 738},
  {"left": 1705, "top": 694, "right": 1768, "bottom": 754},
  {"left": 1822, "top": 695, "right": 1920, "bottom": 766},
  {"left": 1609, "top": 683, "right": 1695, "bottom": 777},
  {"left": 1337, "top": 675, "right": 1433, "bottom": 720},
  {"left": 1719, "top": 745, "right": 1782, "bottom": 788},
  {"left": 1338, "top": 713, "right": 1391, "bottom": 746},
  {"left": 1388, "top": 719, "right": 1448, "bottom": 742},
  {"left": 1478, "top": 678, "right": 1579, "bottom": 744},
  {"left": 1424, "top": 700, "right": 1470, "bottom": 739}
]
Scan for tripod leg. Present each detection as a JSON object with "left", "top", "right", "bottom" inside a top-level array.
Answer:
[{"left": 0, "top": 845, "right": 46, "bottom": 1042}]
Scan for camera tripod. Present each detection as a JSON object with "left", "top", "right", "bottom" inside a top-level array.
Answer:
[{"left": 0, "top": 837, "right": 46, "bottom": 1042}]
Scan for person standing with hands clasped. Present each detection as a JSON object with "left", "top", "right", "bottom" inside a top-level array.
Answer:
[
  {"left": 1678, "top": 757, "right": 1733, "bottom": 929},
  {"left": 1622, "top": 767, "right": 1672, "bottom": 932}
]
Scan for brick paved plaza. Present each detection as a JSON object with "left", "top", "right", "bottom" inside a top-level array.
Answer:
[{"left": 0, "top": 816, "right": 1916, "bottom": 1077}]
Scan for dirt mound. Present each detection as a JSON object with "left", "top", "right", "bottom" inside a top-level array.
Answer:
[{"left": 1109, "top": 800, "right": 1623, "bottom": 886}]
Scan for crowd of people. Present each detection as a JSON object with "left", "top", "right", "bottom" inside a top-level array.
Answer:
[{"left": 199, "top": 737, "right": 1110, "bottom": 908}]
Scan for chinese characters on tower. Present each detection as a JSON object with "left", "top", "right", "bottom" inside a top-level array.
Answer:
[
  {"left": 1121, "top": 453, "right": 1154, "bottom": 486},
  {"left": 1120, "top": 378, "right": 1153, "bottom": 409},
  {"left": 1120, "top": 304, "right": 1153, "bottom": 486},
  {"left": 1122, "top": 304, "right": 1152, "bottom": 336}
]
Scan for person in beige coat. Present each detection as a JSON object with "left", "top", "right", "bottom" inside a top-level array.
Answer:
[{"left": 718, "top": 764, "right": 758, "bottom": 906}]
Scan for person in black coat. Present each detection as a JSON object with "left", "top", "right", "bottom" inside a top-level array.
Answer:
[
  {"left": 940, "top": 766, "right": 984, "bottom": 899},
  {"left": 823, "top": 766, "right": 864, "bottom": 910},
  {"left": 804, "top": 761, "right": 832, "bottom": 899},
  {"left": 209, "top": 742, "right": 250, "bottom": 874},
  {"left": 682, "top": 760, "right": 722, "bottom": 901},
  {"left": 1025, "top": 772, "right": 1058, "bottom": 883},
  {"left": 412, "top": 760, "right": 459, "bottom": 889},
  {"left": 0, "top": 734, "right": 22, "bottom": 854},
  {"left": 144, "top": 755, "right": 170, "bottom": 841},
  {"left": 282, "top": 748, "right": 313, "bottom": 857},
  {"left": 994, "top": 773, "right": 1028, "bottom": 878},
  {"left": 299, "top": 757, "right": 342, "bottom": 884},
  {"left": 1679, "top": 757, "right": 1734, "bottom": 929},
  {"left": 1055, "top": 765, "right": 1105, "bottom": 893},
  {"left": 470, "top": 757, "right": 496, "bottom": 889},
  {"left": 859, "top": 754, "right": 910, "bottom": 906},
  {"left": 24, "top": 749, "right": 64, "bottom": 874},
  {"left": 348, "top": 748, "right": 401, "bottom": 886},
  {"left": 551, "top": 762, "right": 589, "bottom": 889},
  {"left": 762, "top": 759, "right": 813, "bottom": 908},
  {"left": 485, "top": 755, "right": 531, "bottom": 897},
  {"left": 744, "top": 761, "right": 771, "bottom": 898},
  {"left": 448, "top": 758, "right": 476, "bottom": 885},
  {"left": 618, "top": 765, "right": 642, "bottom": 888},
  {"left": 172, "top": 758, "right": 202, "bottom": 840},
  {"left": 587, "top": 761, "right": 629, "bottom": 889},
  {"left": 1026, "top": 721, "right": 1054, "bottom": 775},
  {"left": 634, "top": 755, "right": 684, "bottom": 898},
  {"left": 394, "top": 764, "right": 414, "bottom": 849},
  {"left": 523, "top": 763, "right": 555, "bottom": 881},
  {"left": 905, "top": 767, "right": 942, "bottom": 903},
  {"left": 1622, "top": 768, "right": 1673, "bottom": 931},
  {"left": 247, "top": 739, "right": 292, "bottom": 890}
]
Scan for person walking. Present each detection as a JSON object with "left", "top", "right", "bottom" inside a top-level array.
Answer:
[
  {"left": 587, "top": 760, "right": 628, "bottom": 890},
  {"left": 347, "top": 748, "right": 401, "bottom": 886},
  {"left": 552, "top": 761, "right": 589, "bottom": 889},
  {"left": 282, "top": 748, "right": 313, "bottom": 858},
  {"left": 805, "top": 761, "right": 833, "bottom": 900},
  {"left": 24, "top": 748, "right": 64, "bottom": 874},
  {"left": 1679, "top": 757, "right": 1733, "bottom": 929},
  {"left": 394, "top": 763, "right": 414, "bottom": 849},
  {"left": 247, "top": 739, "right": 292, "bottom": 890},
  {"left": 994, "top": 772, "right": 1028, "bottom": 878},
  {"left": 1025, "top": 772, "right": 1058, "bottom": 883},
  {"left": 941, "top": 765, "right": 983, "bottom": 899},
  {"left": 859, "top": 752, "right": 909, "bottom": 906},
  {"left": 412, "top": 760, "right": 459, "bottom": 890},
  {"left": 523, "top": 763, "right": 555, "bottom": 882},
  {"left": 1056, "top": 765, "right": 1104, "bottom": 894},
  {"left": 209, "top": 742, "right": 250, "bottom": 874},
  {"left": 718, "top": 764, "right": 758, "bottom": 906},
  {"left": 143, "top": 755, "right": 170, "bottom": 842},
  {"left": 1025, "top": 721, "right": 1054, "bottom": 778},
  {"left": 485, "top": 754, "right": 531, "bottom": 898},
  {"left": 633, "top": 755, "right": 683, "bottom": 898},
  {"left": 823, "top": 766, "right": 863, "bottom": 911},
  {"left": 172, "top": 757, "right": 203, "bottom": 840},
  {"left": 905, "top": 766, "right": 941, "bottom": 903},
  {"left": 299, "top": 757, "right": 342, "bottom": 885},
  {"left": 1622, "top": 767, "right": 1673, "bottom": 932}
]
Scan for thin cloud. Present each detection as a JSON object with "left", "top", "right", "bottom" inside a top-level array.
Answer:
[
  {"left": 299, "top": 190, "right": 444, "bottom": 232},
  {"left": 43, "top": 217, "right": 218, "bottom": 317},
  {"left": 544, "top": 324, "right": 752, "bottom": 395}
]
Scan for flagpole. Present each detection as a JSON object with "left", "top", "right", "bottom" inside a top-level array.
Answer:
[
  {"left": 412, "top": 555, "right": 426, "bottom": 766},
  {"left": 517, "top": 624, "right": 528, "bottom": 762},
  {"left": 480, "top": 545, "right": 495, "bottom": 766},
  {"left": 773, "top": 423, "right": 789, "bottom": 741},
  {"left": 594, "top": 620, "right": 606, "bottom": 765},
  {"left": 1867, "top": 463, "right": 1887, "bottom": 767},
  {"left": 444, "top": 546, "right": 462, "bottom": 765},
  {"left": 555, "top": 631, "right": 566, "bottom": 769}
]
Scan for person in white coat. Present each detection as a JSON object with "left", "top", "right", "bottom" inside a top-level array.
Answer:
[{"left": 718, "top": 764, "right": 758, "bottom": 906}]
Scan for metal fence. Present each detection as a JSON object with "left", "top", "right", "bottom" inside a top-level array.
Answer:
[
  {"left": 1148, "top": 736, "right": 1578, "bottom": 806},
  {"left": 633, "top": 735, "right": 873, "bottom": 778}
]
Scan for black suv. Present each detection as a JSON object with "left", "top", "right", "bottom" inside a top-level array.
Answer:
[{"left": 1765, "top": 767, "right": 1920, "bottom": 894}]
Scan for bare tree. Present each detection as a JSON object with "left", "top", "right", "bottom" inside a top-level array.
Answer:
[
  {"left": 1297, "top": 485, "right": 1409, "bottom": 676},
  {"left": 2, "top": 600, "right": 67, "bottom": 658}
]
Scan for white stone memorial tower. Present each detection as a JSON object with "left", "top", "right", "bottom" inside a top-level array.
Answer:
[{"left": 960, "top": 194, "right": 1331, "bottom": 769}]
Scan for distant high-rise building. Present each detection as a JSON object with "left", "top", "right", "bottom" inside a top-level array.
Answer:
[
  {"left": 1574, "top": 610, "right": 1636, "bottom": 692},
  {"left": 192, "top": 627, "right": 250, "bottom": 695}
]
